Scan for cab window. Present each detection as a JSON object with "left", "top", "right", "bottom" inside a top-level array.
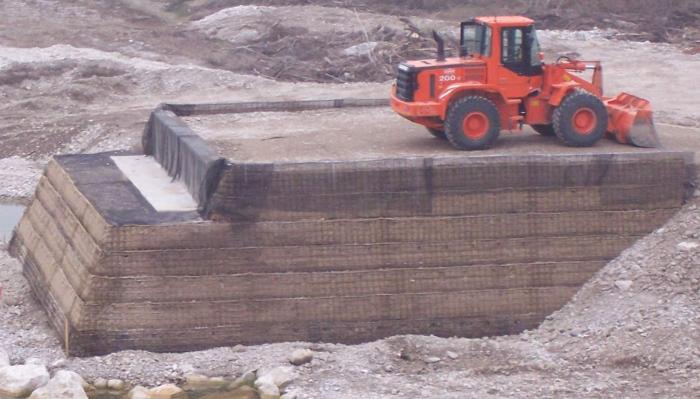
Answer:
[
  {"left": 461, "top": 23, "right": 492, "bottom": 57},
  {"left": 500, "top": 26, "right": 542, "bottom": 76},
  {"left": 501, "top": 28, "right": 523, "bottom": 64}
]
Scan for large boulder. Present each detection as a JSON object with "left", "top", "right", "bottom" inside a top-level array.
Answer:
[
  {"left": 254, "top": 367, "right": 295, "bottom": 392},
  {"left": 149, "top": 384, "right": 186, "bottom": 399},
  {"left": 0, "top": 364, "right": 50, "bottom": 397},
  {"left": 28, "top": 370, "right": 88, "bottom": 399}
]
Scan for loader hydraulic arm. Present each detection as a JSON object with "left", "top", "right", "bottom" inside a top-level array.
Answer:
[{"left": 555, "top": 57, "right": 604, "bottom": 96}]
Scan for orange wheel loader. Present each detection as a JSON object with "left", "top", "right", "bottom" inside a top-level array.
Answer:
[{"left": 390, "top": 16, "right": 660, "bottom": 150}]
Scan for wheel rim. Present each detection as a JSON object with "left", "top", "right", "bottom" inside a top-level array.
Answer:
[
  {"left": 462, "top": 112, "right": 489, "bottom": 139},
  {"left": 572, "top": 108, "right": 597, "bottom": 135}
]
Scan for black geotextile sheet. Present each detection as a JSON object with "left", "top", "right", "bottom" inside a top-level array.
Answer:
[
  {"left": 141, "top": 99, "right": 389, "bottom": 213},
  {"left": 142, "top": 107, "right": 225, "bottom": 210}
]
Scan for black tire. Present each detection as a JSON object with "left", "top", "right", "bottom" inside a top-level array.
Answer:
[
  {"left": 427, "top": 127, "right": 446, "bottom": 140},
  {"left": 552, "top": 90, "right": 608, "bottom": 147},
  {"left": 444, "top": 96, "right": 501, "bottom": 150},
  {"left": 531, "top": 124, "right": 555, "bottom": 136}
]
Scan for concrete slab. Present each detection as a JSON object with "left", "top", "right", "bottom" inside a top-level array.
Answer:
[{"left": 111, "top": 155, "right": 197, "bottom": 212}]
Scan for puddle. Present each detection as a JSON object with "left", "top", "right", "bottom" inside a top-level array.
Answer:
[{"left": 0, "top": 203, "right": 25, "bottom": 243}]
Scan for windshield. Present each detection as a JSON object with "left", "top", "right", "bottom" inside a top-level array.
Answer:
[{"left": 461, "top": 23, "right": 491, "bottom": 57}]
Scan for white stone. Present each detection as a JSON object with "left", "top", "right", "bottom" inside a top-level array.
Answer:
[
  {"left": 107, "top": 379, "right": 125, "bottom": 390},
  {"left": 127, "top": 386, "right": 151, "bottom": 399},
  {"left": 149, "top": 383, "right": 186, "bottom": 399},
  {"left": 446, "top": 351, "right": 459, "bottom": 360},
  {"left": 93, "top": 378, "right": 108, "bottom": 389},
  {"left": 28, "top": 370, "right": 88, "bottom": 399},
  {"left": 280, "top": 391, "right": 299, "bottom": 399},
  {"left": 288, "top": 349, "right": 313, "bottom": 366},
  {"left": 678, "top": 241, "right": 699, "bottom": 251},
  {"left": 228, "top": 370, "right": 257, "bottom": 390},
  {"left": 255, "top": 366, "right": 295, "bottom": 391},
  {"left": 25, "top": 358, "right": 47, "bottom": 367},
  {"left": 342, "top": 42, "right": 378, "bottom": 57},
  {"left": 0, "top": 364, "right": 50, "bottom": 397},
  {"left": 424, "top": 356, "right": 441, "bottom": 363},
  {"left": 257, "top": 382, "right": 280, "bottom": 399},
  {"left": 614, "top": 280, "right": 633, "bottom": 291}
]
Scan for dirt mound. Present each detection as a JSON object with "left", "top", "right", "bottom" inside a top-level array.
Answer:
[
  {"left": 176, "top": 0, "right": 700, "bottom": 49},
  {"left": 189, "top": 5, "right": 457, "bottom": 82},
  {"left": 0, "top": 44, "right": 268, "bottom": 159},
  {"left": 536, "top": 198, "right": 700, "bottom": 370}
]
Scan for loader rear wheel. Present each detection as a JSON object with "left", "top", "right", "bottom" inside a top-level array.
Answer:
[
  {"left": 445, "top": 96, "right": 500, "bottom": 150},
  {"left": 427, "top": 127, "right": 447, "bottom": 140},
  {"left": 553, "top": 90, "right": 608, "bottom": 147},
  {"left": 531, "top": 124, "right": 555, "bottom": 136}
]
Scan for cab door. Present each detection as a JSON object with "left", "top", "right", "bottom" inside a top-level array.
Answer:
[{"left": 496, "top": 26, "right": 541, "bottom": 99}]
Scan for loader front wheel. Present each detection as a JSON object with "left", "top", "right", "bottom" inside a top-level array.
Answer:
[
  {"left": 553, "top": 90, "right": 608, "bottom": 147},
  {"left": 445, "top": 96, "right": 501, "bottom": 150}
]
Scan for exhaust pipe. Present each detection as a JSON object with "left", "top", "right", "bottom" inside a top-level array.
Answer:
[{"left": 432, "top": 30, "right": 445, "bottom": 61}]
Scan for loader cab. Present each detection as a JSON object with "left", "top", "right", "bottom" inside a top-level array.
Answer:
[{"left": 461, "top": 17, "right": 543, "bottom": 76}]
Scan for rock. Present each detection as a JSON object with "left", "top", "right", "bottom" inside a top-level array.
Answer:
[
  {"left": 228, "top": 370, "right": 257, "bottom": 390},
  {"left": 209, "top": 377, "right": 226, "bottom": 388},
  {"left": 0, "top": 349, "right": 9, "bottom": 368},
  {"left": 678, "top": 241, "right": 698, "bottom": 251},
  {"left": 424, "top": 356, "right": 441, "bottom": 364},
  {"left": 342, "top": 42, "right": 378, "bottom": 57},
  {"left": 255, "top": 367, "right": 295, "bottom": 391},
  {"left": 183, "top": 374, "right": 226, "bottom": 391},
  {"left": 93, "top": 378, "right": 108, "bottom": 389},
  {"left": 446, "top": 351, "right": 459, "bottom": 360},
  {"left": 280, "top": 391, "right": 299, "bottom": 399},
  {"left": 150, "top": 384, "right": 186, "bottom": 399},
  {"left": 127, "top": 386, "right": 151, "bottom": 399},
  {"left": 288, "top": 349, "right": 313, "bottom": 366},
  {"left": 107, "top": 379, "right": 125, "bottom": 391},
  {"left": 200, "top": 386, "right": 259, "bottom": 399},
  {"left": 256, "top": 382, "right": 280, "bottom": 399},
  {"left": 49, "top": 359, "right": 67, "bottom": 370},
  {"left": 231, "top": 386, "right": 260, "bottom": 399},
  {"left": 614, "top": 280, "right": 633, "bottom": 291},
  {"left": 25, "top": 358, "right": 46, "bottom": 367},
  {"left": 0, "top": 364, "right": 50, "bottom": 397},
  {"left": 28, "top": 370, "right": 88, "bottom": 399}
]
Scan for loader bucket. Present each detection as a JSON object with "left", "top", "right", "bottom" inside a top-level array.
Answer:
[{"left": 604, "top": 93, "right": 661, "bottom": 148}]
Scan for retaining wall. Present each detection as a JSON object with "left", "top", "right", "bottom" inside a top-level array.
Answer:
[{"left": 8, "top": 101, "right": 696, "bottom": 355}]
